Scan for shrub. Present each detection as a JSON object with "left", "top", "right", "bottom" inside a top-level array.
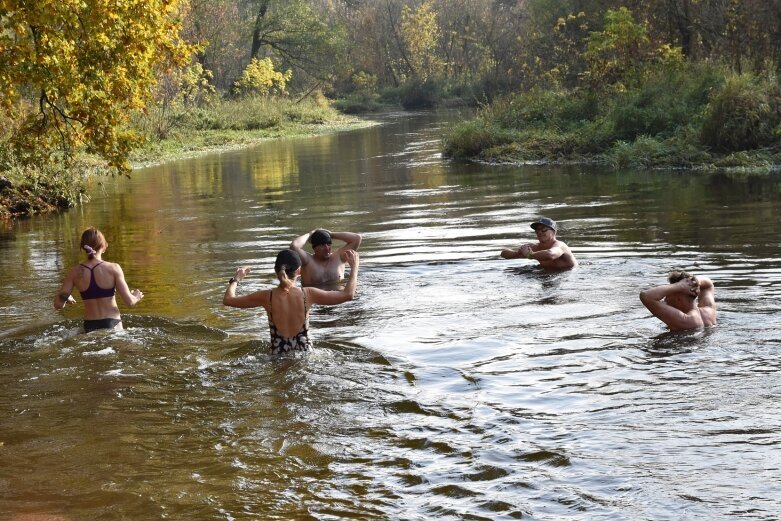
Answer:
[
  {"left": 442, "top": 120, "right": 514, "bottom": 158},
  {"left": 700, "top": 73, "right": 781, "bottom": 152}
]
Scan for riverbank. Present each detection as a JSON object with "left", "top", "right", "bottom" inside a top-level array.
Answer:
[
  {"left": 443, "top": 64, "right": 781, "bottom": 173},
  {"left": 0, "top": 99, "right": 372, "bottom": 221}
]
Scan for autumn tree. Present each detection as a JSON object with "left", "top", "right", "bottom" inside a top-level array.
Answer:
[{"left": 0, "top": 0, "right": 193, "bottom": 174}]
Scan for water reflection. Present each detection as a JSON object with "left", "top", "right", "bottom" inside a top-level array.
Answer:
[{"left": 1, "top": 110, "right": 780, "bottom": 519}]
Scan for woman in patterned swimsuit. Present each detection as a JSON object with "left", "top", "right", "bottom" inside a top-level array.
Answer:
[
  {"left": 53, "top": 227, "right": 145, "bottom": 332},
  {"left": 223, "top": 248, "right": 359, "bottom": 354}
]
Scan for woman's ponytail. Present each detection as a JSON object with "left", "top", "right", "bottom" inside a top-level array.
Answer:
[{"left": 277, "top": 265, "right": 294, "bottom": 292}]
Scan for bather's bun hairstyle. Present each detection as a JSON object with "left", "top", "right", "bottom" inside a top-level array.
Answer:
[
  {"left": 274, "top": 249, "right": 302, "bottom": 292},
  {"left": 80, "top": 227, "right": 107, "bottom": 260}
]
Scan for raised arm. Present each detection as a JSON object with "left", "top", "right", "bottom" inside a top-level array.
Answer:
[
  {"left": 53, "top": 269, "right": 77, "bottom": 309},
  {"left": 289, "top": 231, "right": 314, "bottom": 264},
  {"left": 114, "top": 263, "right": 144, "bottom": 306},
  {"left": 696, "top": 276, "right": 716, "bottom": 309},
  {"left": 308, "top": 250, "right": 360, "bottom": 306},
  {"left": 223, "top": 267, "right": 268, "bottom": 309},
  {"left": 330, "top": 231, "right": 362, "bottom": 251},
  {"left": 639, "top": 279, "right": 697, "bottom": 329}
]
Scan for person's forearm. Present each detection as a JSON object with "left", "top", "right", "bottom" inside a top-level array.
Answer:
[
  {"left": 53, "top": 293, "right": 68, "bottom": 310},
  {"left": 290, "top": 231, "right": 312, "bottom": 249},
  {"left": 343, "top": 266, "right": 358, "bottom": 299},
  {"left": 223, "top": 280, "right": 239, "bottom": 306},
  {"left": 640, "top": 284, "right": 677, "bottom": 302},
  {"left": 331, "top": 231, "right": 361, "bottom": 248}
]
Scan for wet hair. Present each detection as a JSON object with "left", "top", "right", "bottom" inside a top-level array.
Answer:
[
  {"left": 274, "top": 249, "right": 302, "bottom": 292},
  {"left": 310, "top": 229, "right": 332, "bottom": 248},
  {"left": 80, "top": 227, "right": 107, "bottom": 259},
  {"left": 668, "top": 270, "right": 698, "bottom": 299},
  {"left": 668, "top": 270, "right": 692, "bottom": 284}
]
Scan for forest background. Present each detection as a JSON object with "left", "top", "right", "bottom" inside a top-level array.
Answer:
[{"left": 2, "top": 0, "right": 780, "bottom": 218}]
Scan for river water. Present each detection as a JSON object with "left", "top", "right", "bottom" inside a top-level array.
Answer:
[{"left": 1, "top": 111, "right": 780, "bottom": 520}]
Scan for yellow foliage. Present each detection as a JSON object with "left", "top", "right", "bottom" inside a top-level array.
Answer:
[
  {"left": 0, "top": 0, "right": 194, "bottom": 174},
  {"left": 400, "top": 0, "right": 444, "bottom": 82},
  {"left": 235, "top": 57, "right": 292, "bottom": 97}
]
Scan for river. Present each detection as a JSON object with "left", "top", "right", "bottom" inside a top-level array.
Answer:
[{"left": 1, "top": 110, "right": 780, "bottom": 520}]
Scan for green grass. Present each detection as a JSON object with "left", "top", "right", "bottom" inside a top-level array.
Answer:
[{"left": 443, "top": 62, "right": 781, "bottom": 172}]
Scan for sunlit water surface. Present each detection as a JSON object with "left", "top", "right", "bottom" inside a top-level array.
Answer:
[{"left": 1, "top": 111, "right": 780, "bottom": 520}]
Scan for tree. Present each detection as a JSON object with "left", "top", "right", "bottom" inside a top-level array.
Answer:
[
  {"left": 400, "top": 0, "right": 444, "bottom": 82},
  {"left": 0, "top": 0, "right": 193, "bottom": 174},
  {"left": 243, "top": 0, "right": 348, "bottom": 88}
]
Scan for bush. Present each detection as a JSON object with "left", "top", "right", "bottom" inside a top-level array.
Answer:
[
  {"left": 442, "top": 120, "right": 515, "bottom": 158},
  {"left": 700, "top": 73, "right": 781, "bottom": 152},
  {"left": 607, "top": 62, "right": 724, "bottom": 141}
]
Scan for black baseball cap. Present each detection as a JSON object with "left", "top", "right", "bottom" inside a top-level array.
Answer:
[{"left": 530, "top": 217, "right": 558, "bottom": 232}]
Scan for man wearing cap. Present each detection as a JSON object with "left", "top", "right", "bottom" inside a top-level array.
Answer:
[
  {"left": 500, "top": 217, "right": 578, "bottom": 270},
  {"left": 640, "top": 271, "right": 716, "bottom": 330},
  {"left": 290, "top": 229, "right": 362, "bottom": 286}
]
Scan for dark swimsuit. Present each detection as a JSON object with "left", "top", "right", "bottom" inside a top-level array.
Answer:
[
  {"left": 79, "top": 262, "right": 120, "bottom": 333},
  {"left": 268, "top": 289, "right": 312, "bottom": 354}
]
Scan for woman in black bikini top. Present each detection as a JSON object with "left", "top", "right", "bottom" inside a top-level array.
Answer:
[
  {"left": 53, "top": 227, "right": 144, "bottom": 333},
  {"left": 223, "top": 248, "right": 360, "bottom": 354}
]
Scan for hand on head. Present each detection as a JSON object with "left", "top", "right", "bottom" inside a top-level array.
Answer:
[{"left": 674, "top": 276, "right": 699, "bottom": 297}]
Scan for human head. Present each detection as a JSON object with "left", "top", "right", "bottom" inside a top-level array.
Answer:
[
  {"left": 668, "top": 270, "right": 699, "bottom": 301},
  {"left": 531, "top": 217, "right": 557, "bottom": 234},
  {"left": 664, "top": 270, "right": 700, "bottom": 311},
  {"left": 274, "top": 249, "right": 302, "bottom": 292},
  {"left": 310, "top": 229, "right": 332, "bottom": 248},
  {"left": 310, "top": 229, "right": 332, "bottom": 260},
  {"left": 80, "top": 227, "right": 107, "bottom": 259}
]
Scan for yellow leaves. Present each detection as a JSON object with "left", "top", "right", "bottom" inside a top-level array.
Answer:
[
  {"left": 235, "top": 57, "right": 292, "bottom": 97},
  {"left": 1, "top": 0, "right": 194, "bottom": 174},
  {"left": 400, "top": 0, "right": 444, "bottom": 82}
]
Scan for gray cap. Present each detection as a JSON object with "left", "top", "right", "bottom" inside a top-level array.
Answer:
[{"left": 530, "top": 217, "right": 558, "bottom": 232}]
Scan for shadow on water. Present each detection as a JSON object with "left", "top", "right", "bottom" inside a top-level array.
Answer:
[{"left": 640, "top": 328, "right": 716, "bottom": 358}]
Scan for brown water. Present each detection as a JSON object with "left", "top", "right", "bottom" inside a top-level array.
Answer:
[{"left": 1, "top": 110, "right": 780, "bottom": 520}]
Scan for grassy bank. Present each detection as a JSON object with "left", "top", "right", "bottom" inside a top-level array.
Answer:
[
  {"left": 0, "top": 97, "right": 370, "bottom": 220},
  {"left": 443, "top": 63, "right": 781, "bottom": 172}
]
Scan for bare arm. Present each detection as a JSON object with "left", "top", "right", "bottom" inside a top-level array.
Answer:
[
  {"left": 639, "top": 279, "right": 697, "bottom": 329},
  {"left": 529, "top": 243, "right": 565, "bottom": 261},
  {"left": 308, "top": 251, "right": 360, "bottom": 306},
  {"left": 222, "top": 267, "right": 270, "bottom": 309},
  {"left": 114, "top": 264, "right": 144, "bottom": 306},
  {"left": 289, "top": 231, "right": 314, "bottom": 265},
  {"left": 53, "top": 269, "right": 77, "bottom": 309},
  {"left": 696, "top": 276, "right": 716, "bottom": 309},
  {"left": 330, "top": 231, "right": 362, "bottom": 251},
  {"left": 500, "top": 243, "right": 534, "bottom": 259}
]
